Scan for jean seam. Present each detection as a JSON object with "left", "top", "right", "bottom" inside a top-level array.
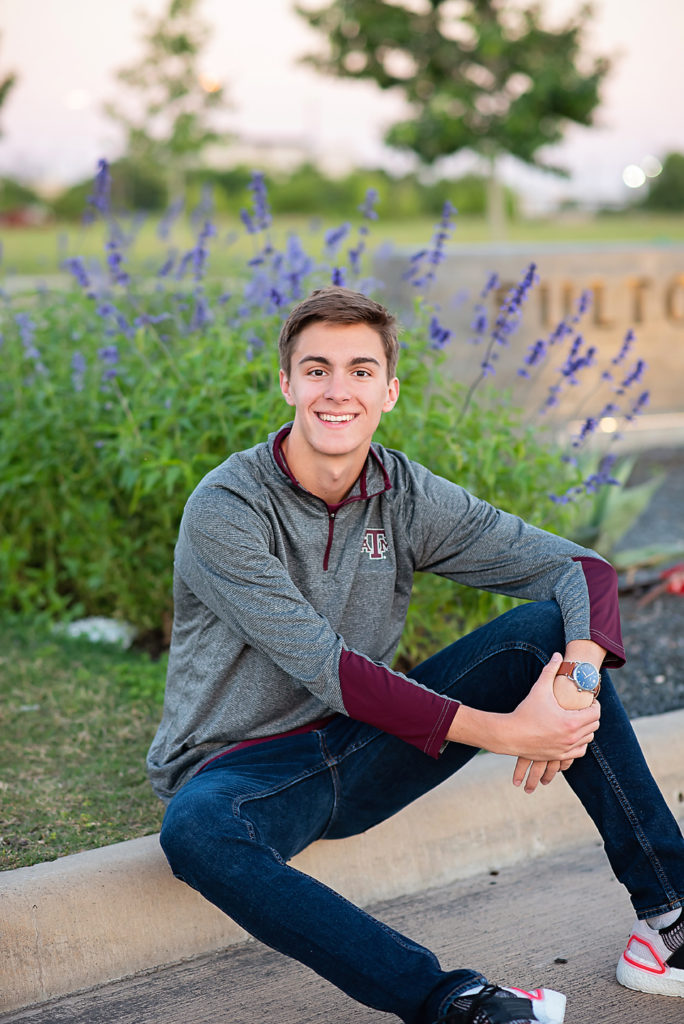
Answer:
[
  {"left": 589, "top": 738, "right": 679, "bottom": 906},
  {"left": 231, "top": 759, "right": 330, "bottom": 824},
  {"left": 318, "top": 731, "right": 342, "bottom": 839}
]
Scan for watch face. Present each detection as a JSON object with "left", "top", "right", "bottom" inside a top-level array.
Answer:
[{"left": 573, "top": 662, "right": 600, "bottom": 691}]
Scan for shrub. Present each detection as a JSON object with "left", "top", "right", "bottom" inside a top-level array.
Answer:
[{"left": 0, "top": 162, "right": 649, "bottom": 664}]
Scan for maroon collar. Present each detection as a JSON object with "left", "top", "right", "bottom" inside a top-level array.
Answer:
[{"left": 272, "top": 424, "right": 391, "bottom": 508}]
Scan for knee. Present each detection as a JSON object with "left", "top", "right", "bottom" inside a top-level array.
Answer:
[
  {"left": 160, "top": 786, "right": 257, "bottom": 891},
  {"left": 503, "top": 600, "right": 564, "bottom": 656}
]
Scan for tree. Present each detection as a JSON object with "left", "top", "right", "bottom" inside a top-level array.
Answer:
[
  {"left": 105, "top": 0, "right": 230, "bottom": 198},
  {"left": 0, "top": 37, "right": 17, "bottom": 138},
  {"left": 297, "top": 0, "right": 609, "bottom": 234},
  {"left": 643, "top": 152, "right": 684, "bottom": 211}
]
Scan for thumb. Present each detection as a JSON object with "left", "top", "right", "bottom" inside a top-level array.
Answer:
[{"left": 536, "top": 651, "right": 562, "bottom": 688}]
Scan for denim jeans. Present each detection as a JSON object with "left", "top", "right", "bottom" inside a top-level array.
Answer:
[{"left": 160, "top": 601, "right": 684, "bottom": 1023}]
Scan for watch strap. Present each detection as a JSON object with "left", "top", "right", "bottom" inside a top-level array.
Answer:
[{"left": 557, "top": 660, "right": 601, "bottom": 695}]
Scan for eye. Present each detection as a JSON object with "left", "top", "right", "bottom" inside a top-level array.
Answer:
[
  {"left": 353, "top": 368, "right": 372, "bottom": 377},
  {"left": 307, "top": 367, "right": 327, "bottom": 377}
]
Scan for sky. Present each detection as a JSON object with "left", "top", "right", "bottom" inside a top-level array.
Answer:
[{"left": 1, "top": 0, "right": 683, "bottom": 207}]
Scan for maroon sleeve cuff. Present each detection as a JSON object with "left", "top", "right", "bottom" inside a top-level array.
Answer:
[
  {"left": 339, "top": 649, "right": 460, "bottom": 758},
  {"left": 573, "top": 556, "right": 625, "bottom": 667}
]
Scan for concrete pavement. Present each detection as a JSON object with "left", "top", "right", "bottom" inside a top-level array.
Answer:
[{"left": 2, "top": 708, "right": 683, "bottom": 1019}]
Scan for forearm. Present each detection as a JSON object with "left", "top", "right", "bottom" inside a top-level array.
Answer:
[{"left": 444, "top": 651, "right": 601, "bottom": 762}]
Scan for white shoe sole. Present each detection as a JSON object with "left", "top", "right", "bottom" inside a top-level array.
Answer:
[{"left": 617, "top": 954, "right": 684, "bottom": 997}]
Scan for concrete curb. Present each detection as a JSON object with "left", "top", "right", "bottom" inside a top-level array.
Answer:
[{"left": 2, "top": 709, "right": 684, "bottom": 1014}]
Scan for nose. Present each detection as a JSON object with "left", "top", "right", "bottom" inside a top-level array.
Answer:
[{"left": 323, "top": 371, "right": 351, "bottom": 402}]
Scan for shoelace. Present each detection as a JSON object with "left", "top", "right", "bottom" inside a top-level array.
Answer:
[{"left": 436, "top": 984, "right": 532, "bottom": 1024}]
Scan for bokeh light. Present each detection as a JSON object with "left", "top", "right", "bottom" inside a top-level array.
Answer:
[
  {"left": 641, "top": 154, "right": 663, "bottom": 177},
  {"left": 622, "top": 164, "right": 646, "bottom": 189}
]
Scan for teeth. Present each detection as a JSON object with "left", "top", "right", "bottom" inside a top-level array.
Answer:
[{"left": 318, "top": 413, "right": 354, "bottom": 422}]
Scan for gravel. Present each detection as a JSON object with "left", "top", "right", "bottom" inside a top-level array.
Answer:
[{"left": 609, "top": 447, "right": 684, "bottom": 719}]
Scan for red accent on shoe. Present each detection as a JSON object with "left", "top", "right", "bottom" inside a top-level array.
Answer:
[
  {"left": 622, "top": 934, "right": 667, "bottom": 975},
  {"left": 507, "top": 987, "right": 543, "bottom": 1000}
]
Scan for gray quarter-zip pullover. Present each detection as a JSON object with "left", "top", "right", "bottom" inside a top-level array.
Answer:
[{"left": 147, "top": 424, "right": 624, "bottom": 801}]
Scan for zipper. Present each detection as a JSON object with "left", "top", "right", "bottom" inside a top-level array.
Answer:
[{"left": 323, "top": 510, "right": 336, "bottom": 571}]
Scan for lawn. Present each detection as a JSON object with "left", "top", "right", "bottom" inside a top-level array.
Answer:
[
  {"left": 2, "top": 210, "right": 684, "bottom": 279},
  {"left": 0, "top": 616, "right": 166, "bottom": 871}
]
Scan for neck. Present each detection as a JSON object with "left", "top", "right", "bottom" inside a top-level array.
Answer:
[{"left": 280, "top": 434, "right": 368, "bottom": 505}]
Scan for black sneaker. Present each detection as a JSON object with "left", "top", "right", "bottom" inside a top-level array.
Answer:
[
  {"left": 434, "top": 983, "right": 566, "bottom": 1023},
  {"left": 616, "top": 909, "right": 684, "bottom": 997}
]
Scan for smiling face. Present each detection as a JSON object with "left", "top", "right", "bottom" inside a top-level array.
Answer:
[{"left": 279, "top": 320, "right": 399, "bottom": 487}]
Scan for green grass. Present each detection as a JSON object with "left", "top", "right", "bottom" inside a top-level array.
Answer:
[
  {"left": 2, "top": 211, "right": 684, "bottom": 278},
  {"left": 0, "top": 616, "right": 167, "bottom": 871}
]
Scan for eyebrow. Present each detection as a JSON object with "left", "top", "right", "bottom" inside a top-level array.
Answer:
[{"left": 297, "top": 354, "right": 382, "bottom": 368}]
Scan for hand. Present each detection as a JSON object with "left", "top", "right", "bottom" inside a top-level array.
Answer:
[
  {"left": 512, "top": 756, "right": 575, "bottom": 794},
  {"left": 497, "top": 652, "right": 600, "bottom": 778}
]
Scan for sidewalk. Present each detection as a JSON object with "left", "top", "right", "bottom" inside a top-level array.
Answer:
[
  {"left": 4, "top": 836, "right": 684, "bottom": 1024},
  {"left": 2, "top": 708, "right": 683, "bottom": 1020}
]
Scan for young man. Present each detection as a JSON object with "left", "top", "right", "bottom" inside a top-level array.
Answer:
[{"left": 149, "top": 287, "right": 684, "bottom": 1023}]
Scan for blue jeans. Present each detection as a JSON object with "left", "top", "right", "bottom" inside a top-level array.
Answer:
[{"left": 160, "top": 602, "right": 684, "bottom": 1023}]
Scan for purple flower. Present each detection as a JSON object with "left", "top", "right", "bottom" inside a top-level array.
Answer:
[
  {"left": 157, "top": 197, "right": 185, "bottom": 240},
  {"left": 572, "top": 417, "right": 599, "bottom": 448},
  {"left": 15, "top": 312, "right": 47, "bottom": 374},
  {"left": 573, "top": 289, "right": 593, "bottom": 321},
  {"left": 158, "top": 250, "right": 177, "bottom": 278},
  {"left": 404, "top": 201, "right": 456, "bottom": 290},
  {"left": 324, "top": 223, "right": 351, "bottom": 254},
  {"left": 98, "top": 345, "right": 119, "bottom": 365},
  {"left": 429, "top": 314, "right": 452, "bottom": 349},
  {"left": 517, "top": 338, "right": 547, "bottom": 378},
  {"left": 190, "top": 292, "right": 212, "bottom": 331},
  {"left": 616, "top": 358, "right": 646, "bottom": 394},
  {"left": 240, "top": 171, "right": 272, "bottom": 235},
  {"left": 71, "top": 351, "right": 87, "bottom": 392},
  {"left": 331, "top": 266, "right": 346, "bottom": 287},
  {"left": 625, "top": 389, "right": 650, "bottom": 421},
  {"left": 469, "top": 304, "right": 488, "bottom": 344},
  {"left": 490, "top": 263, "right": 537, "bottom": 350},
  {"left": 358, "top": 188, "right": 379, "bottom": 221},
  {"left": 106, "top": 239, "right": 130, "bottom": 286},
  {"left": 86, "top": 158, "right": 111, "bottom": 218},
  {"left": 190, "top": 184, "right": 214, "bottom": 228},
  {"left": 63, "top": 257, "right": 91, "bottom": 290},
  {"left": 612, "top": 329, "right": 636, "bottom": 366},
  {"left": 480, "top": 271, "right": 499, "bottom": 299}
]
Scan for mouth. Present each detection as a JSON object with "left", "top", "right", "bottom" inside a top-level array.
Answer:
[{"left": 315, "top": 412, "right": 357, "bottom": 424}]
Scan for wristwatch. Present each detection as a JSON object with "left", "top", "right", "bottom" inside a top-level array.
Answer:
[{"left": 557, "top": 660, "right": 601, "bottom": 696}]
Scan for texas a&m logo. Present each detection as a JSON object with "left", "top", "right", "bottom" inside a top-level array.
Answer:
[{"left": 362, "top": 529, "right": 388, "bottom": 560}]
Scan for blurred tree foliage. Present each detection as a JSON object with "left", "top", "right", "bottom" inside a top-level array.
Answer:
[
  {"left": 104, "top": 0, "right": 230, "bottom": 197},
  {"left": 296, "top": 0, "right": 609, "bottom": 233},
  {"left": 643, "top": 153, "right": 684, "bottom": 211},
  {"left": 50, "top": 160, "right": 517, "bottom": 219},
  {"left": 0, "top": 177, "right": 41, "bottom": 214},
  {"left": 53, "top": 159, "right": 169, "bottom": 218}
]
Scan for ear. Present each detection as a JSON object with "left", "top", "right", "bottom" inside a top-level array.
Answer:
[
  {"left": 382, "top": 377, "right": 400, "bottom": 413},
  {"left": 279, "top": 368, "right": 296, "bottom": 407}
]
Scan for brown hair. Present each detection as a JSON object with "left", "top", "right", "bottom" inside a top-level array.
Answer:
[{"left": 278, "top": 287, "right": 399, "bottom": 380}]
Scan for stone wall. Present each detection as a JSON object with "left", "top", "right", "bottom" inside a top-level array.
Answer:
[{"left": 375, "top": 244, "right": 684, "bottom": 424}]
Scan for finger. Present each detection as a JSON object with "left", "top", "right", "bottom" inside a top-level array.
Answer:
[
  {"left": 541, "top": 760, "right": 561, "bottom": 785},
  {"left": 512, "top": 757, "right": 532, "bottom": 787},
  {"left": 560, "top": 759, "right": 574, "bottom": 771},
  {"left": 524, "top": 760, "right": 549, "bottom": 794},
  {"left": 536, "top": 651, "right": 563, "bottom": 687}
]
